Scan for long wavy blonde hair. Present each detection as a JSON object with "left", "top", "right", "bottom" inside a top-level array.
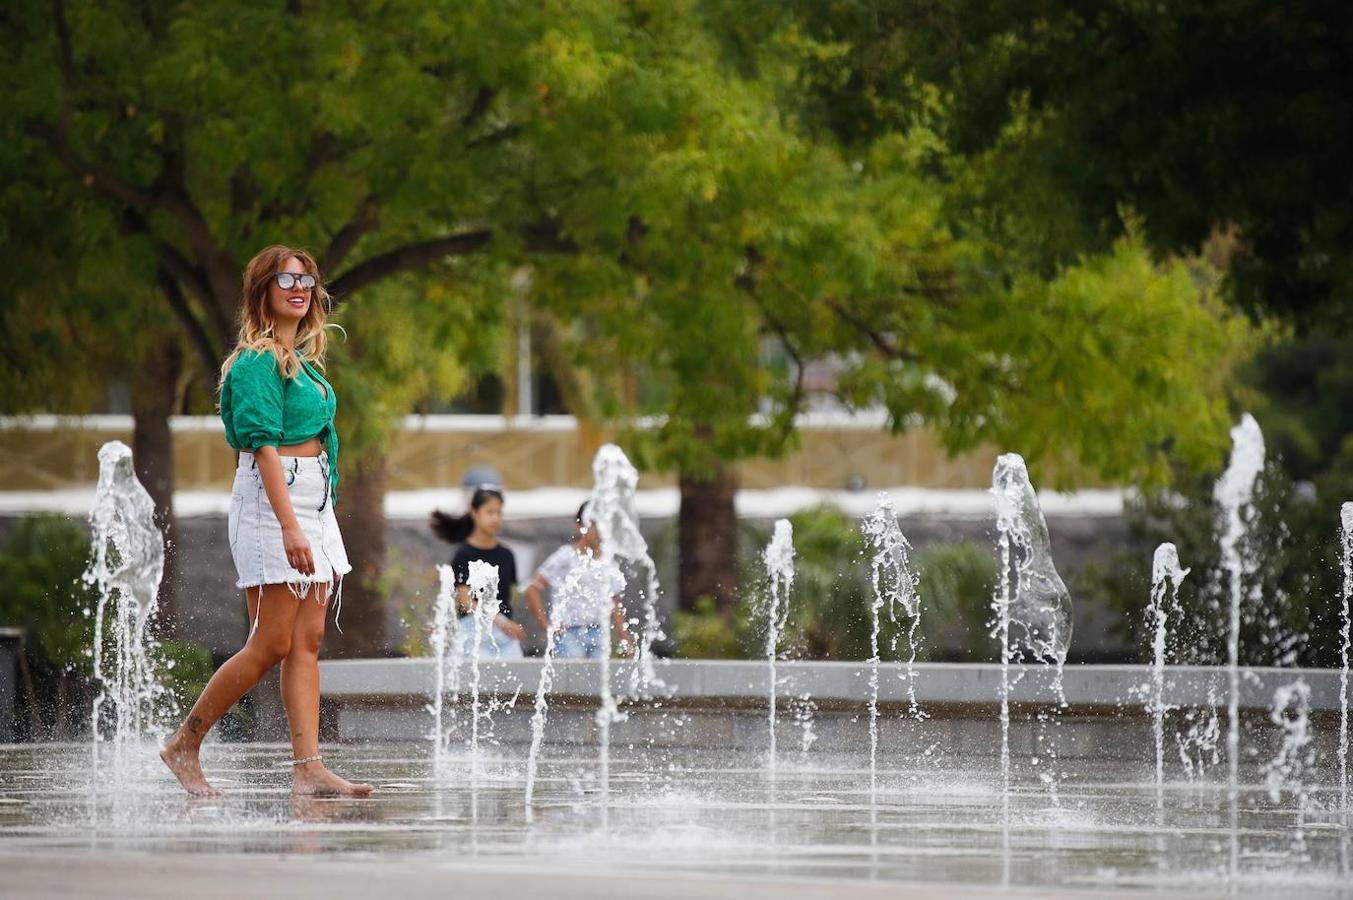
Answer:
[{"left": 219, "top": 245, "right": 338, "bottom": 390}]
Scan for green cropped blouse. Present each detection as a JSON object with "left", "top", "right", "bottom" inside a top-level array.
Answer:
[{"left": 220, "top": 349, "right": 340, "bottom": 504}]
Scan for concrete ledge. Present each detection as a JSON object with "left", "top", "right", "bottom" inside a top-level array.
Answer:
[{"left": 319, "top": 658, "right": 1346, "bottom": 711}]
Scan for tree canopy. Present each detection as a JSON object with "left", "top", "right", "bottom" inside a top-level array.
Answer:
[
  {"left": 0, "top": 0, "right": 1265, "bottom": 634},
  {"left": 771, "top": 1, "right": 1353, "bottom": 325}
]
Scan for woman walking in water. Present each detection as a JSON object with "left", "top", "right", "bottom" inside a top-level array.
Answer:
[
  {"left": 431, "top": 486, "right": 526, "bottom": 658},
  {"left": 161, "top": 245, "right": 372, "bottom": 798}
]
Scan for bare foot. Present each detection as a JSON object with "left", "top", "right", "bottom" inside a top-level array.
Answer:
[
  {"left": 292, "top": 762, "right": 373, "bottom": 798},
  {"left": 160, "top": 736, "right": 222, "bottom": 798}
]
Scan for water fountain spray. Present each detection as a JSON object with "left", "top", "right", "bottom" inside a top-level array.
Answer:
[
  {"left": 1263, "top": 679, "right": 1314, "bottom": 859},
  {"left": 861, "top": 495, "right": 922, "bottom": 793},
  {"left": 1339, "top": 502, "right": 1352, "bottom": 820},
  {"left": 84, "top": 441, "right": 170, "bottom": 762},
  {"left": 525, "top": 560, "right": 593, "bottom": 813},
  {"left": 1214, "top": 413, "right": 1264, "bottom": 877},
  {"left": 465, "top": 560, "right": 500, "bottom": 767},
  {"left": 760, "top": 519, "right": 795, "bottom": 772},
  {"left": 586, "top": 444, "right": 666, "bottom": 696},
  {"left": 991, "top": 454, "right": 1073, "bottom": 801},
  {"left": 426, "top": 564, "right": 461, "bottom": 765},
  {"left": 523, "top": 615, "right": 561, "bottom": 814},
  {"left": 1148, "top": 543, "right": 1190, "bottom": 811}
]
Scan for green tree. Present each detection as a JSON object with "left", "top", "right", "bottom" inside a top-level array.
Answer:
[
  {"left": 2, "top": 0, "right": 1259, "bottom": 645},
  {"left": 518, "top": 3, "right": 1255, "bottom": 617},
  {"left": 0, "top": 246, "right": 188, "bottom": 629},
  {"left": 808, "top": 1, "right": 1353, "bottom": 324},
  {"left": 0, "top": 0, "right": 579, "bottom": 652},
  {"left": 0, "top": 515, "right": 97, "bottom": 736}
]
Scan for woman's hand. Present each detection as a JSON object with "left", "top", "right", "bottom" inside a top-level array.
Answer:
[
  {"left": 283, "top": 524, "right": 315, "bottom": 575},
  {"left": 254, "top": 445, "right": 309, "bottom": 575}
]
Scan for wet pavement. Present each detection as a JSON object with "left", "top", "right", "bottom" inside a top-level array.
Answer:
[{"left": 0, "top": 741, "right": 1349, "bottom": 897}]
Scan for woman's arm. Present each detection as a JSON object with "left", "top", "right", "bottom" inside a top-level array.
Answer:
[
  {"left": 253, "top": 445, "right": 314, "bottom": 576},
  {"left": 229, "top": 354, "right": 311, "bottom": 575}
]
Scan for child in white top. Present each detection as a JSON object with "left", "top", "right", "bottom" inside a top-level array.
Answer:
[{"left": 525, "top": 503, "right": 635, "bottom": 659}]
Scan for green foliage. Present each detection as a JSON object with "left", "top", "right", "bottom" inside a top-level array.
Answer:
[
  {"left": 672, "top": 596, "right": 743, "bottom": 660},
  {"left": 1080, "top": 457, "right": 1348, "bottom": 669},
  {"left": 1243, "top": 333, "right": 1353, "bottom": 481},
  {"left": 386, "top": 545, "right": 440, "bottom": 658},
  {"left": 154, "top": 639, "right": 213, "bottom": 719},
  {"left": 1078, "top": 322, "right": 1353, "bottom": 670},
  {"left": 970, "top": 234, "right": 1257, "bottom": 487},
  {"left": 330, "top": 267, "right": 507, "bottom": 461},
  {"left": 0, "top": 514, "right": 96, "bottom": 672},
  {"left": 3, "top": 0, "right": 1270, "bottom": 656},
  {"left": 530, "top": 11, "right": 1252, "bottom": 492},
  {"left": 856, "top": 3, "right": 1353, "bottom": 323},
  {"left": 914, "top": 542, "right": 997, "bottom": 663},
  {"left": 672, "top": 506, "right": 998, "bottom": 662},
  {"left": 774, "top": 509, "right": 998, "bottom": 662},
  {"left": 1, "top": 0, "right": 1255, "bottom": 494},
  {"left": 0, "top": 514, "right": 213, "bottom": 732},
  {"left": 771, "top": 505, "right": 876, "bottom": 660}
]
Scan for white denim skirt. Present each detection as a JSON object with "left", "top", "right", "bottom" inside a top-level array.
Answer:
[{"left": 229, "top": 451, "right": 351, "bottom": 600}]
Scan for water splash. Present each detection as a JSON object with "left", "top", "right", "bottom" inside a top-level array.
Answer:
[
  {"left": 861, "top": 494, "right": 923, "bottom": 796},
  {"left": 426, "top": 564, "right": 461, "bottom": 765},
  {"left": 1214, "top": 413, "right": 1264, "bottom": 878},
  {"left": 83, "top": 441, "right": 170, "bottom": 767},
  {"left": 1264, "top": 679, "right": 1314, "bottom": 859},
  {"left": 1176, "top": 685, "right": 1222, "bottom": 780},
  {"left": 523, "top": 608, "right": 561, "bottom": 815},
  {"left": 465, "top": 560, "right": 500, "bottom": 768},
  {"left": 991, "top": 454, "right": 1072, "bottom": 804},
  {"left": 525, "top": 555, "right": 606, "bottom": 813},
  {"left": 1148, "top": 543, "right": 1190, "bottom": 810},
  {"left": 792, "top": 693, "right": 817, "bottom": 759},
  {"left": 760, "top": 519, "right": 795, "bottom": 772},
  {"left": 592, "top": 564, "right": 622, "bottom": 832},
  {"left": 1339, "top": 502, "right": 1352, "bottom": 821},
  {"left": 586, "top": 444, "right": 666, "bottom": 696}
]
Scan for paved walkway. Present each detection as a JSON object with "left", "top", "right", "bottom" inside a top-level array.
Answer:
[{"left": 2, "top": 852, "right": 1228, "bottom": 900}]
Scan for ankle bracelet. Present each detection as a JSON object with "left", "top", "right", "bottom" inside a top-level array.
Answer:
[{"left": 283, "top": 754, "right": 322, "bottom": 767}]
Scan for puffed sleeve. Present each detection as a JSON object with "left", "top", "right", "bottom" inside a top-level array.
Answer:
[
  {"left": 607, "top": 563, "right": 626, "bottom": 599},
  {"left": 228, "top": 351, "right": 285, "bottom": 451}
]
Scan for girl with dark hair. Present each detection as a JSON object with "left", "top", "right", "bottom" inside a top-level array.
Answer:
[
  {"left": 524, "top": 502, "right": 635, "bottom": 660},
  {"left": 430, "top": 485, "right": 525, "bottom": 658}
]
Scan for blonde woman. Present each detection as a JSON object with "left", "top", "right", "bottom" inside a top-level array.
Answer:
[{"left": 160, "top": 246, "right": 371, "bottom": 798}]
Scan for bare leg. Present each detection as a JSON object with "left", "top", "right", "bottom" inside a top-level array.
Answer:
[
  {"left": 282, "top": 584, "right": 373, "bottom": 797},
  {"left": 161, "top": 585, "right": 300, "bottom": 796}
]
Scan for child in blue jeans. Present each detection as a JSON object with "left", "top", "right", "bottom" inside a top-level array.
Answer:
[{"left": 525, "top": 503, "right": 634, "bottom": 659}]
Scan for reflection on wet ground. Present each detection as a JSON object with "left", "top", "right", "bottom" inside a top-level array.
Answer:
[{"left": 0, "top": 742, "right": 1349, "bottom": 896}]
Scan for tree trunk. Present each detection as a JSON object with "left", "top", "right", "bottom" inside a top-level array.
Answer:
[
  {"left": 132, "top": 332, "right": 183, "bottom": 637},
  {"left": 677, "top": 459, "right": 740, "bottom": 616},
  {"left": 328, "top": 449, "right": 388, "bottom": 657}
]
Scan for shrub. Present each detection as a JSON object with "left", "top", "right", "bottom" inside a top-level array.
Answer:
[
  {"left": 0, "top": 514, "right": 97, "bottom": 673},
  {"left": 0, "top": 513, "right": 214, "bottom": 737},
  {"left": 1078, "top": 455, "right": 1349, "bottom": 668},
  {"left": 915, "top": 541, "right": 998, "bottom": 662},
  {"left": 672, "top": 595, "right": 743, "bottom": 659}
]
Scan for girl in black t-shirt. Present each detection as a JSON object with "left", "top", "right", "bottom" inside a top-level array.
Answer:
[{"left": 431, "top": 486, "right": 524, "bottom": 658}]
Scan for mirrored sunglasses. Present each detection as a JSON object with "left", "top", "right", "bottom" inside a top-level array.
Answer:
[{"left": 274, "top": 272, "right": 317, "bottom": 291}]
